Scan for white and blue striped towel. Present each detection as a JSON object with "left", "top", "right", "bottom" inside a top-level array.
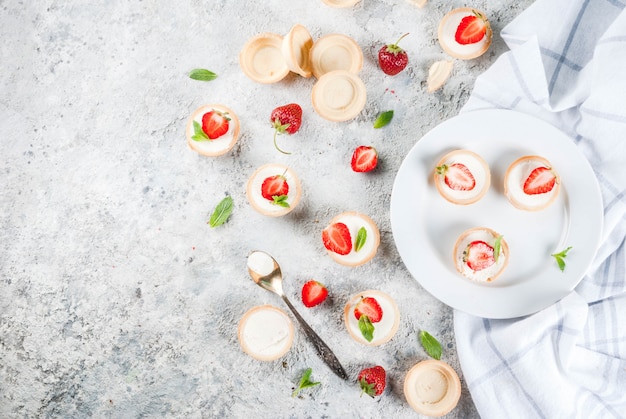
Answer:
[{"left": 454, "top": 0, "right": 626, "bottom": 417}]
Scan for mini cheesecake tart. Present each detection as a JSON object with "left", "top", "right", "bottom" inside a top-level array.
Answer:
[
  {"left": 434, "top": 149, "right": 490, "bottom": 205},
  {"left": 322, "top": 212, "right": 380, "bottom": 266},
  {"left": 281, "top": 24, "right": 314, "bottom": 78},
  {"left": 238, "top": 305, "right": 294, "bottom": 361},
  {"left": 246, "top": 164, "right": 302, "bottom": 217},
  {"left": 344, "top": 290, "right": 400, "bottom": 346},
  {"left": 438, "top": 7, "right": 492, "bottom": 60},
  {"left": 453, "top": 227, "right": 509, "bottom": 282},
  {"left": 309, "top": 34, "right": 363, "bottom": 79},
  {"left": 312, "top": 70, "right": 366, "bottom": 122},
  {"left": 404, "top": 360, "right": 462, "bottom": 417},
  {"left": 322, "top": 0, "right": 361, "bottom": 7},
  {"left": 240, "top": 33, "right": 290, "bottom": 84},
  {"left": 504, "top": 155, "right": 560, "bottom": 211},
  {"left": 186, "top": 104, "right": 240, "bottom": 157}
]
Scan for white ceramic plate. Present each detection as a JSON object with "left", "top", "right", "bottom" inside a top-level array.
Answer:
[{"left": 390, "top": 110, "right": 603, "bottom": 319}]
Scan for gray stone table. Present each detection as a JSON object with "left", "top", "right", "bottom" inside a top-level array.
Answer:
[{"left": 1, "top": 0, "right": 533, "bottom": 417}]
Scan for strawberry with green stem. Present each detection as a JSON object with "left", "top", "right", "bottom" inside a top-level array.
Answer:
[
  {"left": 436, "top": 163, "right": 476, "bottom": 191},
  {"left": 270, "top": 103, "right": 302, "bottom": 155},
  {"left": 357, "top": 366, "right": 386, "bottom": 398},
  {"left": 261, "top": 169, "right": 290, "bottom": 208},
  {"left": 378, "top": 33, "right": 410, "bottom": 76}
]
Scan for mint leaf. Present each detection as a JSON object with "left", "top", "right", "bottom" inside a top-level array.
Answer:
[
  {"left": 189, "top": 68, "right": 218, "bottom": 81},
  {"left": 373, "top": 110, "right": 394, "bottom": 128},
  {"left": 493, "top": 235, "right": 503, "bottom": 263},
  {"left": 292, "top": 368, "right": 320, "bottom": 397},
  {"left": 359, "top": 315, "right": 375, "bottom": 342},
  {"left": 551, "top": 246, "right": 572, "bottom": 272},
  {"left": 208, "top": 196, "right": 233, "bottom": 228},
  {"left": 272, "top": 195, "right": 290, "bottom": 208},
  {"left": 419, "top": 330, "right": 442, "bottom": 360},
  {"left": 192, "top": 120, "right": 210, "bottom": 142},
  {"left": 354, "top": 227, "right": 367, "bottom": 252}
]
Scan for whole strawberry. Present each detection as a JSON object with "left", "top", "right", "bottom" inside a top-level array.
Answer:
[
  {"left": 378, "top": 33, "right": 409, "bottom": 76},
  {"left": 358, "top": 365, "right": 386, "bottom": 397},
  {"left": 270, "top": 103, "right": 302, "bottom": 155}
]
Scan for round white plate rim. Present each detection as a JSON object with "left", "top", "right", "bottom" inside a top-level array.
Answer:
[{"left": 390, "top": 109, "right": 603, "bottom": 319}]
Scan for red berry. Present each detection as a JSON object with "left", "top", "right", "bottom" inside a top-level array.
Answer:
[
  {"left": 455, "top": 11, "right": 489, "bottom": 45},
  {"left": 378, "top": 33, "right": 409, "bottom": 76},
  {"left": 270, "top": 103, "right": 303, "bottom": 154},
  {"left": 351, "top": 146, "right": 378, "bottom": 172},
  {"left": 301, "top": 280, "right": 328, "bottom": 308},
  {"left": 463, "top": 240, "right": 495, "bottom": 271},
  {"left": 261, "top": 175, "right": 289, "bottom": 203},
  {"left": 354, "top": 297, "right": 383, "bottom": 323},
  {"left": 201, "top": 110, "right": 230, "bottom": 139},
  {"left": 523, "top": 166, "right": 556, "bottom": 195},
  {"left": 358, "top": 366, "right": 386, "bottom": 397},
  {"left": 436, "top": 163, "right": 476, "bottom": 191},
  {"left": 322, "top": 222, "right": 352, "bottom": 256}
]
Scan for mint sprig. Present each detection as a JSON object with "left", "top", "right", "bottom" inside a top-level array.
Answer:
[
  {"left": 272, "top": 195, "right": 290, "bottom": 208},
  {"left": 358, "top": 315, "right": 375, "bottom": 342},
  {"left": 208, "top": 196, "right": 233, "bottom": 228},
  {"left": 292, "top": 368, "right": 320, "bottom": 397},
  {"left": 354, "top": 227, "right": 367, "bottom": 252},
  {"left": 374, "top": 110, "right": 394, "bottom": 128},
  {"left": 493, "top": 235, "right": 503, "bottom": 263},
  {"left": 192, "top": 120, "right": 210, "bottom": 142},
  {"left": 419, "top": 330, "right": 442, "bottom": 360},
  {"left": 189, "top": 68, "right": 218, "bottom": 81},
  {"left": 551, "top": 246, "right": 572, "bottom": 272}
]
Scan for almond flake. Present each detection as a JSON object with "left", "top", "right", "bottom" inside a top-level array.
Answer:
[{"left": 427, "top": 60, "right": 454, "bottom": 93}]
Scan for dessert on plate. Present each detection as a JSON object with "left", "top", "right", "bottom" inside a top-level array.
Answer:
[
  {"left": 504, "top": 155, "right": 560, "bottom": 211},
  {"left": 186, "top": 104, "right": 240, "bottom": 157},
  {"left": 344, "top": 290, "right": 400, "bottom": 346},
  {"left": 438, "top": 7, "right": 492, "bottom": 60},
  {"left": 404, "top": 359, "right": 462, "bottom": 416},
  {"left": 240, "top": 33, "right": 290, "bottom": 84},
  {"left": 434, "top": 149, "right": 490, "bottom": 205},
  {"left": 321, "top": 212, "right": 379, "bottom": 266},
  {"left": 238, "top": 305, "right": 294, "bottom": 361},
  {"left": 246, "top": 164, "right": 302, "bottom": 217},
  {"left": 453, "top": 227, "right": 509, "bottom": 282}
]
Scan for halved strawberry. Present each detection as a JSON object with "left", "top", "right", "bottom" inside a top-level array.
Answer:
[
  {"left": 523, "top": 166, "right": 556, "bottom": 195},
  {"left": 201, "top": 110, "right": 230, "bottom": 139},
  {"left": 455, "top": 11, "right": 489, "bottom": 45},
  {"left": 261, "top": 175, "right": 289, "bottom": 207},
  {"left": 322, "top": 222, "right": 352, "bottom": 255},
  {"left": 301, "top": 280, "right": 328, "bottom": 308},
  {"left": 436, "top": 163, "right": 476, "bottom": 191},
  {"left": 354, "top": 297, "right": 383, "bottom": 323},
  {"left": 351, "top": 146, "right": 378, "bottom": 173},
  {"left": 463, "top": 240, "right": 494, "bottom": 271}
]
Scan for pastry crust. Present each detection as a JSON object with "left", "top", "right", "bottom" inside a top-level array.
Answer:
[
  {"left": 281, "top": 24, "right": 314, "bottom": 78},
  {"left": 343, "top": 290, "right": 400, "bottom": 346},
  {"left": 246, "top": 164, "right": 302, "bottom": 217},
  {"left": 238, "top": 305, "right": 294, "bottom": 361},
  {"left": 438, "top": 7, "right": 492, "bottom": 60},
  {"left": 323, "top": 211, "right": 380, "bottom": 266},
  {"left": 404, "top": 360, "right": 462, "bottom": 416},
  {"left": 309, "top": 34, "right": 363, "bottom": 79},
  {"left": 504, "top": 155, "right": 560, "bottom": 211},
  {"left": 434, "top": 149, "right": 490, "bottom": 205},
  {"left": 239, "top": 32, "right": 290, "bottom": 83},
  {"left": 186, "top": 104, "right": 240, "bottom": 157},
  {"left": 453, "top": 227, "right": 509, "bottom": 282},
  {"left": 311, "top": 70, "right": 366, "bottom": 122}
]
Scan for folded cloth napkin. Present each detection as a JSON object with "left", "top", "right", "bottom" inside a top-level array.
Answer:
[{"left": 454, "top": 1, "right": 626, "bottom": 418}]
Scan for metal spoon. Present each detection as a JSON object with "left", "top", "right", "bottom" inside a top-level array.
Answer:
[{"left": 247, "top": 250, "right": 348, "bottom": 380}]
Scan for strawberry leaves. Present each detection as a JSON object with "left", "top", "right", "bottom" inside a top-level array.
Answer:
[
  {"left": 208, "top": 196, "right": 233, "bottom": 228},
  {"left": 552, "top": 246, "right": 573, "bottom": 272},
  {"left": 419, "top": 330, "right": 443, "bottom": 360},
  {"left": 292, "top": 368, "right": 320, "bottom": 397},
  {"left": 189, "top": 68, "right": 218, "bottom": 81}
]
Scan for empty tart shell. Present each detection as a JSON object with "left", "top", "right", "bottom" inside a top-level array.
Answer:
[
  {"left": 438, "top": 7, "right": 492, "bottom": 60},
  {"left": 246, "top": 164, "right": 302, "bottom": 217},
  {"left": 404, "top": 360, "right": 462, "bottom": 416},
  {"left": 504, "top": 155, "right": 560, "bottom": 211},
  {"left": 186, "top": 104, "right": 240, "bottom": 157},
  {"left": 238, "top": 305, "right": 294, "bottom": 361},
  {"left": 453, "top": 227, "right": 509, "bottom": 282},
  {"left": 434, "top": 149, "right": 491, "bottom": 205},
  {"left": 312, "top": 70, "right": 366, "bottom": 122},
  {"left": 321, "top": 0, "right": 361, "bottom": 8},
  {"left": 309, "top": 34, "right": 363, "bottom": 79},
  {"left": 281, "top": 24, "right": 314, "bottom": 78},
  {"left": 343, "top": 289, "right": 400, "bottom": 346},
  {"left": 240, "top": 32, "right": 290, "bottom": 83},
  {"left": 322, "top": 211, "right": 380, "bottom": 266}
]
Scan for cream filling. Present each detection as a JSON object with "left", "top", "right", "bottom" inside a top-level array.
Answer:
[
  {"left": 187, "top": 107, "right": 236, "bottom": 154},
  {"left": 436, "top": 152, "right": 488, "bottom": 201},
  {"left": 248, "top": 165, "right": 299, "bottom": 213},
  {"left": 454, "top": 229, "right": 506, "bottom": 282},
  {"left": 328, "top": 214, "right": 377, "bottom": 264},
  {"left": 506, "top": 159, "right": 557, "bottom": 208},
  {"left": 247, "top": 251, "right": 275, "bottom": 277},
  {"left": 346, "top": 292, "right": 397, "bottom": 344},
  {"left": 440, "top": 10, "right": 489, "bottom": 57},
  {"left": 241, "top": 309, "right": 291, "bottom": 356}
]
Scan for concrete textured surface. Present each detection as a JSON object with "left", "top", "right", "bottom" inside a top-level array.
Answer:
[{"left": 1, "top": 0, "right": 534, "bottom": 417}]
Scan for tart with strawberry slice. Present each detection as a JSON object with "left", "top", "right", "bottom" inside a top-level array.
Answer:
[
  {"left": 504, "top": 155, "right": 560, "bottom": 211},
  {"left": 186, "top": 104, "right": 240, "bottom": 157},
  {"left": 434, "top": 149, "right": 490, "bottom": 205},
  {"left": 453, "top": 227, "right": 509, "bottom": 282},
  {"left": 344, "top": 290, "right": 400, "bottom": 346},
  {"left": 322, "top": 212, "right": 380, "bottom": 266},
  {"left": 246, "top": 164, "right": 302, "bottom": 217},
  {"left": 438, "top": 7, "right": 492, "bottom": 60}
]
